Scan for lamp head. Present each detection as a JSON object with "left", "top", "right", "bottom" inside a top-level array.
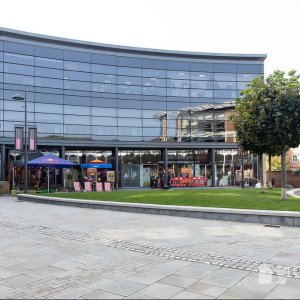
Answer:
[{"left": 12, "top": 94, "right": 25, "bottom": 101}]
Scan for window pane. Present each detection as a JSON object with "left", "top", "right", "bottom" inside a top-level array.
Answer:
[
  {"left": 64, "top": 80, "right": 91, "bottom": 91},
  {"left": 36, "top": 103, "right": 63, "bottom": 113},
  {"left": 4, "top": 74, "right": 34, "bottom": 86},
  {"left": 35, "top": 67, "right": 63, "bottom": 78},
  {"left": 118, "top": 108, "right": 142, "bottom": 118},
  {"left": 92, "top": 126, "right": 117, "bottom": 136},
  {"left": 143, "top": 77, "right": 166, "bottom": 87},
  {"left": 4, "top": 53, "right": 34, "bottom": 65},
  {"left": 237, "top": 73, "right": 259, "bottom": 82},
  {"left": 91, "top": 83, "right": 116, "bottom": 93},
  {"left": 4, "top": 63, "right": 34, "bottom": 75},
  {"left": 117, "top": 66, "right": 141, "bottom": 76},
  {"left": 167, "top": 88, "right": 189, "bottom": 97},
  {"left": 191, "top": 72, "right": 213, "bottom": 81},
  {"left": 118, "top": 85, "right": 141, "bottom": 94},
  {"left": 143, "top": 101, "right": 166, "bottom": 110},
  {"left": 91, "top": 107, "right": 117, "bottom": 117},
  {"left": 237, "top": 64, "right": 263, "bottom": 73},
  {"left": 35, "top": 46, "right": 63, "bottom": 59},
  {"left": 64, "top": 50, "right": 90, "bottom": 62},
  {"left": 214, "top": 73, "right": 236, "bottom": 81},
  {"left": 118, "top": 127, "right": 142, "bottom": 136},
  {"left": 35, "top": 113, "right": 63, "bottom": 123},
  {"left": 91, "top": 64, "right": 117, "bottom": 74},
  {"left": 214, "top": 90, "right": 237, "bottom": 98},
  {"left": 35, "top": 77, "right": 63, "bottom": 88},
  {"left": 142, "top": 69, "right": 166, "bottom": 78},
  {"left": 118, "top": 99, "right": 142, "bottom": 109},
  {"left": 168, "top": 79, "right": 190, "bottom": 88},
  {"left": 64, "top": 115, "right": 90, "bottom": 124},
  {"left": 91, "top": 73, "right": 116, "bottom": 84},
  {"left": 64, "top": 124, "right": 91, "bottom": 135},
  {"left": 214, "top": 81, "right": 236, "bottom": 89},
  {"left": 92, "top": 116, "right": 117, "bottom": 126},
  {"left": 214, "top": 63, "right": 236, "bottom": 73},
  {"left": 143, "top": 118, "right": 161, "bottom": 127},
  {"left": 167, "top": 70, "right": 189, "bottom": 79},
  {"left": 35, "top": 92, "right": 63, "bottom": 104},
  {"left": 64, "top": 70, "right": 90, "bottom": 81},
  {"left": 143, "top": 86, "right": 166, "bottom": 96},
  {"left": 35, "top": 57, "right": 63, "bottom": 69},
  {"left": 64, "top": 61, "right": 90, "bottom": 72},
  {"left": 191, "top": 89, "right": 213, "bottom": 98},
  {"left": 4, "top": 41, "right": 34, "bottom": 55},
  {"left": 118, "top": 75, "right": 142, "bottom": 86},
  {"left": 64, "top": 105, "right": 90, "bottom": 115}
]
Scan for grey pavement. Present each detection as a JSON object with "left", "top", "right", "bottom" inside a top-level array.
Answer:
[{"left": 0, "top": 195, "right": 299, "bottom": 299}]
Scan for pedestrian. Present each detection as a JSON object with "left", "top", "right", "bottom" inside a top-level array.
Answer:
[
  {"left": 271, "top": 178, "right": 275, "bottom": 187},
  {"left": 150, "top": 174, "right": 155, "bottom": 189}
]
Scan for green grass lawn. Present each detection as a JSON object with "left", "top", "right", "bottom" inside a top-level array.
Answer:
[{"left": 40, "top": 188, "right": 300, "bottom": 212}]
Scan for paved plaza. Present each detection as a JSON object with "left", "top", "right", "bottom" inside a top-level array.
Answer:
[{"left": 0, "top": 196, "right": 300, "bottom": 299}]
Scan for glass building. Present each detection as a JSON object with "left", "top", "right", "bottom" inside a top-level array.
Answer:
[{"left": 0, "top": 28, "right": 266, "bottom": 188}]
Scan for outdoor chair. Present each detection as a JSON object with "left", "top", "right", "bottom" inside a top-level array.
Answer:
[
  {"left": 96, "top": 182, "right": 103, "bottom": 192},
  {"left": 104, "top": 182, "right": 111, "bottom": 192},
  {"left": 84, "top": 181, "right": 92, "bottom": 192},
  {"left": 73, "top": 182, "right": 81, "bottom": 192}
]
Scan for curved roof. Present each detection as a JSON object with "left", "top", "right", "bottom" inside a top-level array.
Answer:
[{"left": 0, "top": 27, "right": 266, "bottom": 61}]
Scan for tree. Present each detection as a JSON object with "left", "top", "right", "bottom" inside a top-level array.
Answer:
[
  {"left": 261, "top": 70, "right": 300, "bottom": 200},
  {"left": 231, "top": 76, "right": 277, "bottom": 193},
  {"left": 232, "top": 70, "right": 300, "bottom": 200}
]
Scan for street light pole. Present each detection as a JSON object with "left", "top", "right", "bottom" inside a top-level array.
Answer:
[{"left": 12, "top": 92, "right": 28, "bottom": 194}]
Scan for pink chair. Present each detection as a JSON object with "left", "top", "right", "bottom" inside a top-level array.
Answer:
[
  {"left": 84, "top": 181, "right": 92, "bottom": 192},
  {"left": 104, "top": 182, "right": 111, "bottom": 192},
  {"left": 96, "top": 182, "right": 103, "bottom": 192},
  {"left": 73, "top": 182, "right": 81, "bottom": 192}
]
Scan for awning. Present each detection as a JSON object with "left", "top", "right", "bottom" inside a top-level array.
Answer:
[{"left": 81, "top": 163, "right": 112, "bottom": 169}]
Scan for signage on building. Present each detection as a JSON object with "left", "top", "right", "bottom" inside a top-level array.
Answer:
[
  {"left": 28, "top": 127, "right": 37, "bottom": 152},
  {"left": 15, "top": 127, "right": 24, "bottom": 151},
  {"left": 107, "top": 171, "right": 115, "bottom": 182}
]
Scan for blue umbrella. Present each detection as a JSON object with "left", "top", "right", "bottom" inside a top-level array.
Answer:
[{"left": 28, "top": 154, "right": 76, "bottom": 192}]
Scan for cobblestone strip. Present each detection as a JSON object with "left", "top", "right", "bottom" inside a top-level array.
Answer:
[{"left": 1, "top": 220, "right": 299, "bottom": 279}]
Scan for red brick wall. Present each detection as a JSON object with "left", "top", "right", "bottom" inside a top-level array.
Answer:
[{"left": 267, "top": 171, "right": 300, "bottom": 188}]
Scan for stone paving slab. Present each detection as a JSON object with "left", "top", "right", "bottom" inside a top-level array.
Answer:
[{"left": 0, "top": 196, "right": 300, "bottom": 299}]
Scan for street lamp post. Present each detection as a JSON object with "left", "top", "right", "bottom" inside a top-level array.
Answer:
[{"left": 12, "top": 93, "right": 28, "bottom": 194}]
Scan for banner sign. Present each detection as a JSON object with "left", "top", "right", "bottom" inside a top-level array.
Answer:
[
  {"left": 15, "top": 127, "right": 24, "bottom": 151},
  {"left": 28, "top": 127, "right": 37, "bottom": 152},
  {"left": 107, "top": 171, "right": 115, "bottom": 182}
]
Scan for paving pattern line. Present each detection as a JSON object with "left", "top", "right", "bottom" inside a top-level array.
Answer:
[{"left": 1, "top": 220, "right": 299, "bottom": 279}]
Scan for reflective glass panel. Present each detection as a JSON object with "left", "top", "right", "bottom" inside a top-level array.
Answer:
[
  {"left": 35, "top": 57, "right": 63, "bottom": 69},
  {"left": 92, "top": 116, "right": 117, "bottom": 126}
]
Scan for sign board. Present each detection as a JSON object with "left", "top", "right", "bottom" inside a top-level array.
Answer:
[
  {"left": 15, "top": 127, "right": 24, "bottom": 151},
  {"left": 107, "top": 171, "right": 115, "bottom": 182},
  {"left": 28, "top": 127, "right": 37, "bottom": 152}
]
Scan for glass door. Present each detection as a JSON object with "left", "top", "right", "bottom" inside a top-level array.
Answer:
[{"left": 121, "top": 164, "right": 140, "bottom": 188}]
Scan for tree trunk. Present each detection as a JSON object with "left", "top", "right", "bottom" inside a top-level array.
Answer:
[
  {"left": 268, "top": 153, "right": 272, "bottom": 189},
  {"left": 281, "top": 149, "right": 287, "bottom": 201},
  {"left": 259, "top": 153, "right": 265, "bottom": 193}
]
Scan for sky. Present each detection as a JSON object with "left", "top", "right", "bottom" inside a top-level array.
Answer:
[{"left": 1, "top": 0, "right": 300, "bottom": 76}]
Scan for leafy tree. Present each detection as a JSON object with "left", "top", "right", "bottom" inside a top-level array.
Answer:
[
  {"left": 231, "top": 76, "right": 277, "bottom": 193},
  {"left": 232, "top": 70, "right": 300, "bottom": 200},
  {"left": 261, "top": 70, "right": 300, "bottom": 199}
]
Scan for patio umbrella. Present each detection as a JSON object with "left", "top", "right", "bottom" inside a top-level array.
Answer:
[
  {"left": 81, "top": 159, "right": 112, "bottom": 169},
  {"left": 28, "top": 154, "right": 76, "bottom": 193}
]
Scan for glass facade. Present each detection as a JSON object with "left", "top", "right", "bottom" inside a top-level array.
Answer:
[{"left": 0, "top": 29, "right": 265, "bottom": 188}]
